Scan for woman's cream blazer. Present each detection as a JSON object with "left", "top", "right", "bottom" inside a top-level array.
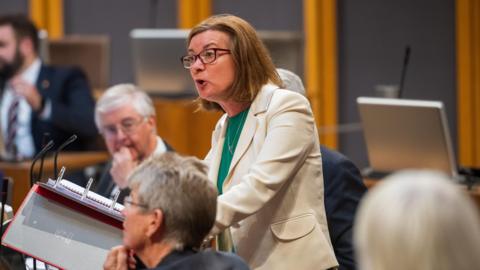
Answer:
[{"left": 205, "top": 84, "right": 338, "bottom": 270}]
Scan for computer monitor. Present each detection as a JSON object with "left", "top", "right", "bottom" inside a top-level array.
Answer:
[
  {"left": 130, "top": 29, "right": 303, "bottom": 96},
  {"left": 259, "top": 31, "right": 303, "bottom": 79},
  {"left": 357, "top": 97, "right": 458, "bottom": 179},
  {"left": 130, "top": 29, "right": 194, "bottom": 97}
]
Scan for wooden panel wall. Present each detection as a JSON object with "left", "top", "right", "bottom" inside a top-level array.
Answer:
[
  {"left": 29, "top": 0, "right": 64, "bottom": 38},
  {"left": 154, "top": 98, "right": 222, "bottom": 158},
  {"left": 456, "top": 0, "right": 480, "bottom": 167},
  {"left": 177, "top": 0, "right": 211, "bottom": 29},
  {"left": 304, "top": 0, "right": 338, "bottom": 148}
]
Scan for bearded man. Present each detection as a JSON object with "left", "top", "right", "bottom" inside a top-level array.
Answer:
[{"left": 0, "top": 14, "right": 97, "bottom": 161}]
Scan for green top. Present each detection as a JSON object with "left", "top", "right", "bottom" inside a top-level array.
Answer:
[{"left": 217, "top": 107, "right": 250, "bottom": 194}]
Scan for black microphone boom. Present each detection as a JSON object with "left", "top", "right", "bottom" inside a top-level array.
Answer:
[
  {"left": 29, "top": 140, "right": 55, "bottom": 187},
  {"left": 398, "top": 45, "right": 411, "bottom": 99},
  {"left": 38, "top": 133, "right": 51, "bottom": 187},
  {"left": 54, "top": 134, "right": 78, "bottom": 179}
]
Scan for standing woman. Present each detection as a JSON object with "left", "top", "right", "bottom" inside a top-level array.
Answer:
[{"left": 181, "top": 14, "right": 338, "bottom": 270}]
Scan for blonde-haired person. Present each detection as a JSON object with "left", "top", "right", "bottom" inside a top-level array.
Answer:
[
  {"left": 182, "top": 14, "right": 338, "bottom": 270},
  {"left": 354, "top": 170, "right": 480, "bottom": 270}
]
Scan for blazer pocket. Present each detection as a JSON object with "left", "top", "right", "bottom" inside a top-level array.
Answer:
[{"left": 270, "top": 213, "right": 316, "bottom": 241}]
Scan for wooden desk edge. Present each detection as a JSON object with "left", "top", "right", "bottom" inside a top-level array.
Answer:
[{"left": 1, "top": 151, "right": 109, "bottom": 212}]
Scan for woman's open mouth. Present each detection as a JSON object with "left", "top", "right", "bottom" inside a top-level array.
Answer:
[{"left": 195, "top": 79, "right": 207, "bottom": 87}]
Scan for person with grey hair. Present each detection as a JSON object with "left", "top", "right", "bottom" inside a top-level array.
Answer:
[
  {"left": 276, "top": 68, "right": 306, "bottom": 96},
  {"left": 354, "top": 170, "right": 480, "bottom": 270},
  {"left": 103, "top": 152, "right": 250, "bottom": 270},
  {"left": 95, "top": 83, "right": 172, "bottom": 204}
]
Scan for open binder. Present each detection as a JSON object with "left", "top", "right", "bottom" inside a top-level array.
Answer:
[{"left": 1, "top": 179, "right": 124, "bottom": 270}]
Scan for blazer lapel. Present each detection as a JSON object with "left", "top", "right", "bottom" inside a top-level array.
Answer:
[
  {"left": 36, "top": 65, "right": 51, "bottom": 95},
  {"left": 208, "top": 115, "right": 228, "bottom": 187},
  {"left": 223, "top": 83, "right": 279, "bottom": 188},
  {"left": 227, "top": 109, "right": 256, "bottom": 176},
  {"left": 30, "top": 65, "right": 50, "bottom": 137},
  {"left": 0, "top": 78, "right": 5, "bottom": 98}
]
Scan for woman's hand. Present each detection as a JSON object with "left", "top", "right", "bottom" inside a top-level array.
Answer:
[{"left": 103, "top": 245, "right": 136, "bottom": 270}]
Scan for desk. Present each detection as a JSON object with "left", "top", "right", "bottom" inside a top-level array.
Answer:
[
  {"left": 0, "top": 151, "right": 109, "bottom": 212},
  {"left": 364, "top": 178, "right": 480, "bottom": 211}
]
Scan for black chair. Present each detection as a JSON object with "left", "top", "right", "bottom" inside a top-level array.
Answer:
[
  {"left": 1, "top": 178, "right": 25, "bottom": 270},
  {"left": 321, "top": 146, "right": 367, "bottom": 270}
]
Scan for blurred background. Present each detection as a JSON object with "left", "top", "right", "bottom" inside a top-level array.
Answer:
[{"left": 1, "top": 0, "right": 477, "bottom": 171}]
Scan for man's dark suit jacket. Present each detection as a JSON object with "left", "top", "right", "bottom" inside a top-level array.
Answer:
[
  {"left": 321, "top": 146, "right": 367, "bottom": 270},
  {"left": 136, "top": 249, "right": 250, "bottom": 270},
  {"left": 0, "top": 64, "right": 98, "bottom": 153},
  {"left": 95, "top": 141, "right": 173, "bottom": 204}
]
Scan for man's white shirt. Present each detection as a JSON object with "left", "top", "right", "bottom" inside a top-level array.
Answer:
[{"left": 0, "top": 58, "right": 41, "bottom": 158}]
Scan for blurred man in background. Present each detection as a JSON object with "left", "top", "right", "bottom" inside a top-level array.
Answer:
[
  {"left": 0, "top": 14, "right": 97, "bottom": 161},
  {"left": 94, "top": 84, "right": 172, "bottom": 204}
]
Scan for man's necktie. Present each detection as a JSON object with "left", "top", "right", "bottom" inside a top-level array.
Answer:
[{"left": 5, "top": 96, "right": 20, "bottom": 158}]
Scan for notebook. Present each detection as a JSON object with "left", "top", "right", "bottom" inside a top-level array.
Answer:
[
  {"left": 357, "top": 97, "right": 460, "bottom": 179},
  {"left": 2, "top": 181, "right": 124, "bottom": 269}
]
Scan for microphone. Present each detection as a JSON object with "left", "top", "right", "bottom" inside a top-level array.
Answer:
[
  {"left": 29, "top": 140, "right": 54, "bottom": 187},
  {"left": 398, "top": 45, "right": 411, "bottom": 99},
  {"left": 37, "top": 133, "right": 51, "bottom": 186},
  {"left": 54, "top": 134, "right": 77, "bottom": 179},
  {"left": 28, "top": 140, "right": 53, "bottom": 270}
]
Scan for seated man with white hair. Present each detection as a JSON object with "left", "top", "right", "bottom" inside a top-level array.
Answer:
[
  {"left": 103, "top": 152, "right": 250, "bottom": 270},
  {"left": 94, "top": 84, "right": 172, "bottom": 204}
]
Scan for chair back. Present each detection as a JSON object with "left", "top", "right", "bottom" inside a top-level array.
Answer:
[{"left": 48, "top": 35, "right": 110, "bottom": 91}]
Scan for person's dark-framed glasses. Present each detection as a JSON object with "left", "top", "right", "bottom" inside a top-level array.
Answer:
[
  {"left": 124, "top": 196, "right": 149, "bottom": 209},
  {"left": 181, "top": 48, "right": 231, "bottom": 69}
]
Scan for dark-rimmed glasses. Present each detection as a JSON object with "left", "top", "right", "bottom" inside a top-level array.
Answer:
[
  {"left": 181, "top": 48, "right": 231, "bottom": 69},
  {"left": 124, "top": 196, "right": 148, "bottom": 209}
]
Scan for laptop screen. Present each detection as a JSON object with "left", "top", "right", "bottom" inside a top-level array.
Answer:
[
  {"left": 357, "top": 97, "right": 457, "bottom": 178},
  {"left": 130, "top": 29, "right": 195, "bottom": 97}
]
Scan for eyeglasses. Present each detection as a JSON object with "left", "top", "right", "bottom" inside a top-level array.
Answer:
[
  {"left": 124, "top": 196, "right": 148, "bottom": 209},
  {"left": 180, "top": 48, "right": 231, "bottom": 69},
  {"left": 100, "top": 117, "right": 146, "bottom": 137}
]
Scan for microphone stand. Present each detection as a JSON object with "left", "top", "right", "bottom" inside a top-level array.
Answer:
[
  {"left": 54, "top": 135, "right": 77, "bottom": 179},
  {"left": 28, "top": 140, "right": 54, "bottom": 270},
  {"left": 29, "top": 140, "right": 54, "bottom": 188},
  {"left": 398, "top": 45, "right": 411, "bottom": 99},
  {"left": 38, "top": 133, "right": 50, "bottom": 185}
]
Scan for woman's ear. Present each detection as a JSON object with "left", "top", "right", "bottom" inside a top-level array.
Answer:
[
  {"left": 146, "top": 209, "right": 164, "bottom": 238},
  {"left": 146, "top": 116, "right": 156, "bottom": 134}
]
